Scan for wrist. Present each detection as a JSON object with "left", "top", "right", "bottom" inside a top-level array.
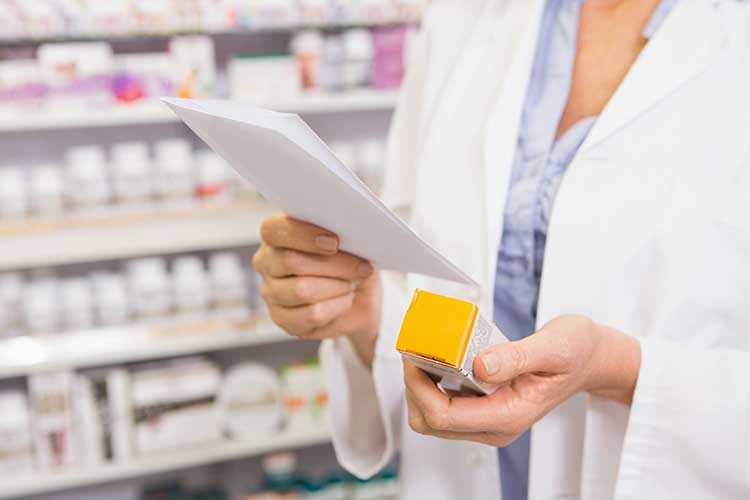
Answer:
[
  {"left": 347, "top": 327, "right": 379, "bottom": 367},
  {"left": 586, "top": 323, "right": 642, "bottom": 405},
  {"left": 345, "top": 275, "right": 382, "bottom": 368}
]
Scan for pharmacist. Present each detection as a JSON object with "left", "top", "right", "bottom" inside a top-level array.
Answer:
[{"left": 253, "top": 0, "right": 750, "bottom": 499}]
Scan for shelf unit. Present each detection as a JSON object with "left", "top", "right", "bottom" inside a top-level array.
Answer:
[
  {"left": 1, "top": 16, "right": 419, "bottom": 46},
  {"left": 0, "top": 89, "right": 399, "bottom": 133},
  {"left": 2, "top": 426, "right": 331, "bottom": 500},
  {"left": 0, "top": 14, "right": 402, "bottom": 498},
  {"left": 0, "top": 319, "right": 293, "bottom": 380},
  {"left": 0, "top": 198, "right": 275, "bottom": 271}
]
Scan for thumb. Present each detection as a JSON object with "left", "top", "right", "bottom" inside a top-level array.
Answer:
[{"left": 473, "top": 334, "right": 557, "bottom": 385}]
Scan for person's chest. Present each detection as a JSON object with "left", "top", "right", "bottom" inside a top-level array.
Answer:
[{"left": 556, "top": 0, "right": 662, "bottom": 139}]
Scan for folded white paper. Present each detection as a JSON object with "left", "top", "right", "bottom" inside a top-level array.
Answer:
[{"left": 163, "top": 98, "right": 475, "bottom": 285}]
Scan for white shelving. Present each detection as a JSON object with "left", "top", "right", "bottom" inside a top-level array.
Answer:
[
  {"left": 0, "top": 198, "right": 276, "bottom": 271},
  {"left": 0, "top": 320, "right": 292, "bottom": 380},
  {"left": 0, "top": 90, "right": 399, "bottom": 133},
  {"left": 1, "top": 426, "right": 331, "bottom": 500}
]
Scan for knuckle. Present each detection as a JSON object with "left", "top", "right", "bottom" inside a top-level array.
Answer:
[
  {"left": 507, "top": 344, "right": 528, "bottom": 374},
  {"left": 267, "top": 307, "right": 284, "bottom": 328},
  {"left": 423, "top": 409, "right": 449, "bottom": 431},
  {"left": 408, "top": 414, "right": 427, "bottom": 434},
  {"left": 259, "top": 217, "right": 279, "bottom": 244},
  {"left": 258, "top": 282, "right": 272, "bottom": 302},
  {"left": 307, "top": 302, "right": 328, "bottom": 326},
  {"left": 281, "top": 249, "right": 301, "bottom": 274},
  {"left": 251, "top": 248, "right": 263, "bottom": 271},
  {"left": 348, "top": 257, "right": 362, "bottom": 278},
  {"left": 503, "top": 419, "right": 526, "bottom": 436},
  {"left": 553, "top": 335, "right": 575, "bottom": 366},
  {"left": 293, "top": 279, "right": 310, "bottom": 302}
]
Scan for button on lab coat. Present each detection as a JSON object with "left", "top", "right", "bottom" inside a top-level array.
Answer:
[{"left": 319, "top": 0, "right": 750, "bottom": 498}]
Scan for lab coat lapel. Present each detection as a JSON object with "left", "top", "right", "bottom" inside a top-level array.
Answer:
[
  {"left": 482, "top": 0, "right": 545, "bottom": 307},
  {"left": 581, "top": 0, "right": 727, "bottom": 152}
]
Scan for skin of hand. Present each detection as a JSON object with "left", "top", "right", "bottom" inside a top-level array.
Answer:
[
  {"left": 252, "top": 215, "right": 382, "bottom": 365},
  {"left": 404, "top": 315, "right": 641, "bottom": 446}
]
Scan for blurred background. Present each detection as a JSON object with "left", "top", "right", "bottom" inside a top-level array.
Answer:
[{"left": 0, "top": 1, "right": 422, "bottom": 499}]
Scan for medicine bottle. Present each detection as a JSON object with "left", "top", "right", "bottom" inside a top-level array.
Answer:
[
  {"left": 64, "top": 145, "right": 112, "bottom": 214},
  {"left": 110, "top": 141, "right": 153, "bottom": 210},
  {"left": 0, "top": 273, "right": 25, "bottom": 337},
  {"left": 291, "top": 30, "right": 323, "bottom": 90},
  {"left": 90, "top": 272, "right": 130, "bottom": 326},
  {"left": 126, "top": 258, "right": 172, "bottom": 322},
  {"left": 23, "top": 280, "right": 60, "bottom": 335},
  {"left": 61, "top": 278, "right": 94, "bottom": 332},
  {"left": 154, "top": 138, "right": 195, "bottom": 207},
  {"left": 342, "top": 29, "right": 374, "bottom": 88},
  {"left": 29, "top": 164, "right": 64, "bottom": 217},
  {"left": 172, "top": 256, "right": 210, "bottom": 321},
  {"left": 196, "top": 151, "right": 230, "bottom": 200},
  {"left": 319, "top": 34, "right": 346, "bottom": 92},
  {"left": 0, "top": 168, "right": 29, "bottom": 220},
  {"left": 208, "top": 252, "right": 249, "bottom": 321}
]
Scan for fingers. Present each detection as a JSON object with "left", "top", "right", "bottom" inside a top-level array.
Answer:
[
  {"left": 260, "top": 214, "right": 340, "bottom": 255},
  {"left": 403, "top": 361, "right": 523, "bottom": 446},
  {"left": 261, "top": 276, "right": 356, "bottom": 307},
  {"left": 254, "top": 246, "right": 373, "bottom": 280},
  {"left": 473, "top": 332, "right": 569, "bottom": 385},
  {"left": 267, "top": 293, "right": 354, "bottom": 338},
  {"left": 403, "top": 359, "right": 526, "bottom": 434}
]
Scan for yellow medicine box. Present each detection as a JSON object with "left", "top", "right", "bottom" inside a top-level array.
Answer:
[{"left": 396, "top": 289, "right": 508, "bottom": 395}]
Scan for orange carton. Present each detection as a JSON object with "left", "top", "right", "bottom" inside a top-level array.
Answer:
[{"left": 396, "top": 289, "right": 508, "bottom": 395}]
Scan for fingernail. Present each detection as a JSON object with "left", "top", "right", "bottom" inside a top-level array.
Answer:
[
  {"left": 481, "top": 353, "right": 500, "bottom": 375},
  {"left": 315, "top": 235, "right": 338, "bottom": 252},
  {"left": 357, "top": 262, "right": 374, "bottom": 278}
]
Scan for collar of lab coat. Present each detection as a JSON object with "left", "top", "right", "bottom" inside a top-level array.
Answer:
[
  {"left": 479, "top": 0, "right": 727, "bottom": 312},
  {"left": 580, "top": 0, "right": 727, "bottom": 153}
]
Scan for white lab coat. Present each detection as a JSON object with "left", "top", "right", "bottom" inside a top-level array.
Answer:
[{"left": 319, "top": 0, "right": 750, "bottom": 498}]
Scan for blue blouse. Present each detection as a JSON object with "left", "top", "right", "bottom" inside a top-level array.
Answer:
[{"left": 493, "top": 1, "right": 677, "bottom": 499}]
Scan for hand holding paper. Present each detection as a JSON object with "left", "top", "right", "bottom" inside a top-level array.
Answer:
[{"left": 163, "top": 98, "right": 474, "bottom": 285}]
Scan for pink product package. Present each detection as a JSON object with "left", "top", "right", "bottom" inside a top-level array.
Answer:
[
  {"left": 370, "top": 26, "right": 408, "bottom": 89},
  {"left": 0, "top": 60, "right": 47, "bottom": 106}
]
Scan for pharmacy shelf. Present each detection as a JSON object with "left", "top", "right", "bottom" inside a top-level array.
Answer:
[
  {"left": 1, "top": 17, "right": 419, "bottom": 46},
  {"left": 0, "top": 319, "right": 293, "bottom": 380},
  {"left": 0, "top": 89, "right": 399, "bottom": 132},
  {"left": 0, "top": 198, "right": 275, "bottom": 271},
  {"left": 2, "top": 426, "right": 331, "bottom": 499}
]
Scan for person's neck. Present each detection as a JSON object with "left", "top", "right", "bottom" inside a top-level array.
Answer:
[{"left": 585, "top": 0, "right": 662, "bottom": 19}]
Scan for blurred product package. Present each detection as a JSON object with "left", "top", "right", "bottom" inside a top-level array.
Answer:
[
  {"left": 37, "top": 42, "right": 114, "bottom": 108},
  {"left": 28, "top": 371, "right": 77, "bottom": 470},
  {"left": 0, "top": 390, "right": 34, "bottom": 474},
  {"left": 112, "top": 53, "right": 174, "bottom": 103},
  {"left": 131, "top": 357, "right": 222, "bottom": 454},
  {"left": 228, "top": 54, "right": 301, "bottom": 102},
  {"left": 170, "top": 35, "right": 217, "bottom": 99},
  {"left": 280, "top": 361, "right": 328, "bottom": 433},
  {"left": 219, "top": 362, "right": 283, "bottom": 439}
]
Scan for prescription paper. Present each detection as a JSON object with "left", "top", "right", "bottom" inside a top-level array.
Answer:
[{"left": 163, "top": 98, "right": 475, "bottom": 285}]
